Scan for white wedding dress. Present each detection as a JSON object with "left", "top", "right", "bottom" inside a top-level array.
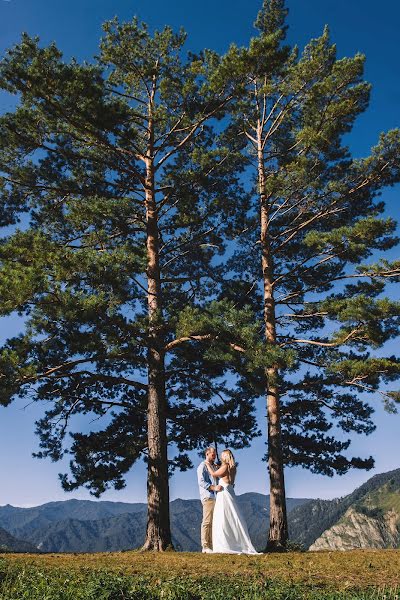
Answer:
[{"left": 212, "top": 479, "right": 261, "bottom": 554}]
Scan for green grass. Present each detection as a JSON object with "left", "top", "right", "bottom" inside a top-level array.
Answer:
[
  {"left": 0, "top": 565, "right": 399, "bottom": 600},
  {"left": 364, "top": 484, "right": 400, "bottom": 515},
  {"left": 1, "top": 551, "right": 399, "bottom": 600}
]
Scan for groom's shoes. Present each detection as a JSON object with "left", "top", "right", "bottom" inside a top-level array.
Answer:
[{"left": 202, "top": 547, "right": 213, "bottom": 553}]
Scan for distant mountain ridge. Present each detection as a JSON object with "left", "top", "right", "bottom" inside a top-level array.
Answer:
[
  {"left": 0, "top": 527, "right": 38, "bottom": 553},
  {"left": 1, "top": 468, "right": 399, "bottom": 552},
  {"left": 0, "top": 494, "right": 309, "bottom": 552}
]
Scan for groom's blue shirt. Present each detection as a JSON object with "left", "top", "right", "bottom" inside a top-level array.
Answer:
[{"left": 197, "top": 461, "right": 215, "bottom": 502}]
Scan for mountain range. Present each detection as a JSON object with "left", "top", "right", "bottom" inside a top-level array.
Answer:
[
  {"left": 0, "top": 468, "right": 398, "bottom": 552},
  {"left": 0, "top": 527, "right": 38, "bottom": 553},
  {"left": 0, "top": 494, "right": 309, "bottom": 552}
]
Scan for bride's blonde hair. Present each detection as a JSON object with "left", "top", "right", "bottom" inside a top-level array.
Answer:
[{"left": 221, "top": 449, "right": 236, "bottom": 470}]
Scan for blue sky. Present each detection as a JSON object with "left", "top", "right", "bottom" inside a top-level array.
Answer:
[{"left": 0, "top": 0, "right": 399, "bottom": 507}]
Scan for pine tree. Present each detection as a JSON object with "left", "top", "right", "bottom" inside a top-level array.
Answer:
[
  {"left": 0, "top": 22, "right": 260, "bottom": 550},
  {"left": 225, "top": 0, "right": 400, "bottom": 549}
]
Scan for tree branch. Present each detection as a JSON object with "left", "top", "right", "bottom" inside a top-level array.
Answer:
[
  {"left": 281, "top": 327, "right": 362, "bottom": 348},
  {"left": 165, "top": 335, "right": 245, "bottom": 353}
]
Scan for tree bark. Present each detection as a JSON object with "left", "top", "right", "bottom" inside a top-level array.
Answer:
[
  {"left": 141, "top": 116, "right": 172, "bottom": 551},
  {"left": 258, "top": 126, "right": 288, "bottom": 550}
]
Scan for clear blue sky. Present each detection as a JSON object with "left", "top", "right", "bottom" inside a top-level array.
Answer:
[{"left": 0, "top": 0, "right": 399, "bottom": 507}]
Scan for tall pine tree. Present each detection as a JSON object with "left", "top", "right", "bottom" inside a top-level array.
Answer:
[
  {"left": 225, "top": 0, "right": 400, "bottom": 548},
  {"left": 0, "top": 21, "right": 261, "bottom": 550}
]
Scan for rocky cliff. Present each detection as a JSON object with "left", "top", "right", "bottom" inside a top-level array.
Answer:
[{"left": 309, "top": 479, "right": 400, "bottom": 551}]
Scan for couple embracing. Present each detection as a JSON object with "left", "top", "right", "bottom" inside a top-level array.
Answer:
[{"left": 197, "top": 446, "right": 260, "bottom": 554}]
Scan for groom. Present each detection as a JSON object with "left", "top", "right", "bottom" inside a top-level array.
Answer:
[{"left": 197, "top": 446, "right": 223, "bottom": 553}]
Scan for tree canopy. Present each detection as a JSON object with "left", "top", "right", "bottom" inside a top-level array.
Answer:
[
  {"left": 221, "top": 0, "right": 400, "bottom": 547},
  {"left": 0, "top": 20, "right": 264, "bottom": 549}
]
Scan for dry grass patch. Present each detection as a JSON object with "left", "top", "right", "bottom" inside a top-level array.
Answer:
[{"left": 4, "top": 549, "right": 400, "bottom": 591}]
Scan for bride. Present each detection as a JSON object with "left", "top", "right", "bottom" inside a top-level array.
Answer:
[{"left": 205, "top": 449, "right": 261, "bottom": 554}]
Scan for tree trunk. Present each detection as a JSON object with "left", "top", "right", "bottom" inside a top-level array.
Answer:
[
  {"left": 258, "top": 127, "right": 288, "bottom": 550},
  {"left": 141, "top": 120, "right": 172, "bottom": 551}
]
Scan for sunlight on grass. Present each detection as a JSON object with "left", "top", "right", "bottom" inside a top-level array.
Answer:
[{"left": 1, "top": 549, "right": 399, "bottom": 598}]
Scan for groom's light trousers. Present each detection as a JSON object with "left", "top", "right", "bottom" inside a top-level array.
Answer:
[{"left": 201, "top": 498, "right": 215, "bottom": 549}]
